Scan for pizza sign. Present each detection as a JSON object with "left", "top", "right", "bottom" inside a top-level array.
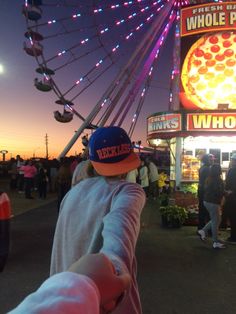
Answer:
[
  {"left": 181, "top": 2, "right": 236, "bottom": 37},
  {"left": 181, "top": 30, "right": 236, "bottom": 110},
  {"left": 180, "top": 2, "right": 236, "bottom": 111},
  {"left": 187, "top": 112, "right": 236, "bottom": 131},
  {"left": 147, "top": 113, "right": 181, "bottom": 135}
]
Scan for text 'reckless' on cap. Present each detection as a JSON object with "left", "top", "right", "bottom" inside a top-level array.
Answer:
[{"left": 88, "top": 126, "right": 140, "bottom": 176}]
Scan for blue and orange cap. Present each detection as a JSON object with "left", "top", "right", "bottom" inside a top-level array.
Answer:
[{"left": 88, "top": 126, "right": 140, "bottom": 176}]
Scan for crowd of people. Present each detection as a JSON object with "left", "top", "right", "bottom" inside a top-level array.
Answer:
[
  {"left": 7, "top": 154, "right": 84, "bottom": 204},
  {"left": 197, "top": 153, "right": 236, "bottom": 249},
  {"left": 5, "top": 126, "right": 165, "bottom": 313},
  {"left": 7, "top": 148, "right": 167, "bottom": 210},
  {"left": 8, "top": 155, "right": 59, "bottom": 200}
]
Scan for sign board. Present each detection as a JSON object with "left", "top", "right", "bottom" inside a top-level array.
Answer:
[
  {"left": 181, "top": 2, "right": 236, "bottom": 37},
  {"left": 147, "top": 113, "right": 182, "bottom": 135},
  {"left": 180, "top": 1, "right": 236, "bottom": 111},
  {"left": 187, "top": 112, "right": 236, "bottom": 131}
]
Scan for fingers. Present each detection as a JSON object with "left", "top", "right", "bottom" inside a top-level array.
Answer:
[
  {"left": 68, "top": 253, "right": 131, "bottom": 310},
  {"left": 116, "top": 273, "right": 131, "bottom": 290},
  {"left": 101, "top": 275, "right": 131, "bottom": 313},
  {"left": 101, "top": 300, "right": 116, "bottom": 313},
  {"left": 112, "top": 273, "right": 131, "bottom": 298},
  {"left": 100, "top": 272, "right": 131, "bottom": 307}
]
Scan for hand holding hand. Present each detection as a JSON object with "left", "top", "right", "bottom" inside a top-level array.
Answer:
[{"left": 68, "top": 253, "right": 131, "bottom": 312}]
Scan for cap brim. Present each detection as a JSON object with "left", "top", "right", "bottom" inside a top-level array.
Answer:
[{"left": 91, "top": 152, "right": 141, "bottom": 176}]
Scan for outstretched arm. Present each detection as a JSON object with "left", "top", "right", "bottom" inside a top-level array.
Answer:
[
  {"left": 101, "top": 183, "right": 145, "bottom": 272},
  {"left": 9, "top": 253, "right": 131, "bottom": 314}
]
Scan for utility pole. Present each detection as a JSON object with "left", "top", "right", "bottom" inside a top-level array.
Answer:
[
  {"left": 0, "top": 150, "right": 8, "bottom": 161},
  {"left": 45, "top": 133, "right": 49, "bottom": 159}
]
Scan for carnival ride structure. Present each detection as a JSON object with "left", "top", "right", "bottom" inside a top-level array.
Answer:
[{"left": 22, "top": 0, "right": 230, "bottom": 158}]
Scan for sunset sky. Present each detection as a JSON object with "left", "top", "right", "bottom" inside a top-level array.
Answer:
[{"left": 0, "top": 1, "right": 173, "bottom": 160}]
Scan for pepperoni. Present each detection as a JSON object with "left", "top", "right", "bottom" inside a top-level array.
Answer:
[
  {"left": 193, "top": 60, "right": 202, "bottom": 67},
  {"left": 189, "top": 75, "right": 200, "bottom": 83},
  {"left": 209, "top": 36, "right": 218, "bottom": 44},
  {"left": 215, "top": 63, "right": 225, "bottom": 71},
  {"left": 223, "top": 40, "right": 232, "bottom": 48},
  {"left": 204, "top": 52, "right": 212, "bottom": 60},
  {"left": 206, "top": 59, "right": 216, "bottom": 67},
  {"left": 196, "top": 83, "right": 205, "bottom": 91},
  {"left": 198, "top": 66, "right": 208, "bottom": 74},
  {"left": 211, "top": 45, "right": 220, "bottom": 53},
  {"left": 224, "top": 68, "right": 234, "bottom": 77},
  {"left": 222, "top": 32, "right": 231, "bottom": 39},
  {"left": 224, "top": 49, "right": 234, "bottom": 58},
  {"left": 215, "top": 54, "right": 225, "bottom": 61},
  {"left": 226, "top": 59, "right": 236, "bottom": 67},
  {"left": 194, "top": 48, "right": 204, "bottom": 57},
  {"left": 204, "top": 72, "right": 214, "bottom": 80}
]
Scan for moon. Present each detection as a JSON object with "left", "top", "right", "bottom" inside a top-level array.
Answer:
[{"left": 0, "top": 64, "right": 4, "bottom": 74}]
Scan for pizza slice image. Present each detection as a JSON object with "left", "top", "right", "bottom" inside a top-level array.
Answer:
[{"left": 181, "top": 31, "right": 236, "bottom": 110}]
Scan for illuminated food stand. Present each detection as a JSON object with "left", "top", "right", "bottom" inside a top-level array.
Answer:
[
  {"left": 147, "top": 2, "right": 236, "bottom": 187},
  {"left": 147, "top": 111, "right": 236, "bottom": 185}
]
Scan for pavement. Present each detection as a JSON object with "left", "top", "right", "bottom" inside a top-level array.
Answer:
[{"left": 0, "top": 194, "right": 236, "bottom": 313}]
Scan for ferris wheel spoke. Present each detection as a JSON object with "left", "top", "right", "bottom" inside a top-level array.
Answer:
[
  {"left": 70, "top": 63, "right": 114, "bottom": 102},
  {"left": 51, "top": 44, "right": 103, "bottom": 73},
  {"left": 116, "top": 9, "right": 176, "bottom": 126}
]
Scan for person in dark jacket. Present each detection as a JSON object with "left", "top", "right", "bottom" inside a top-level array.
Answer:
[
  {"left": 197, "top": 164, "right": 226, "bottom": 249},
  {"left": 37, "top": 162, "right": 49, "bottom": 199},
  {"left": 197, "top": 154, "right": 214, "bottom": 230},
  {"left": 223, "top": 153, "right": 236, "bottom": 244}
]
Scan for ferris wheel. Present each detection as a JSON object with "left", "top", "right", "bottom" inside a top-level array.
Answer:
[{"left": 22, "top": 0, "right": 226, "bottom": 158}]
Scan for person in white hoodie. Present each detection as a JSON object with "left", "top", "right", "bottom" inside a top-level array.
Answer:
[
  {"left": 126, "top": 168, "right": 138, "bottom": 183},
  {"left": 50, "top": 126, "right": 146, "bottom": 314},
  {"left": 9, "top": 253, "right": 131, "bottom": 314}
]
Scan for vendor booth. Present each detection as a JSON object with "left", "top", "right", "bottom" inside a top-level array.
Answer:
[
  {"left": 147, "top": 1, "right": 236, "bottom": 187},
  {"left": 146, "top": 1, "right": 236, "bottom": 224},
  {"left": 147, "top": 111, "right": 236, "bottom": 184}
]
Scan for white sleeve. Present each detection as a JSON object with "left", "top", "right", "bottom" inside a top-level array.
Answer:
[
  {"left": 8, "top": 272, "right": 100, "bottom": 314},
  {"left": 101, "top": 183, "right": 145, "bottom": 273}
]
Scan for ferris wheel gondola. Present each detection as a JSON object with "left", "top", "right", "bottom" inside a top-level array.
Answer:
[
  {"left": 54, "top": 110, "right": 73, "bottom": 123},
  {"left": 23, "top": 41, "right": 43, "bottom": 56},
  {"left": 34, "top": 77, "right": 52, "bottom": 92},
  {"left": 22, "top": 3, "right": 42, "bottom": 21}
]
